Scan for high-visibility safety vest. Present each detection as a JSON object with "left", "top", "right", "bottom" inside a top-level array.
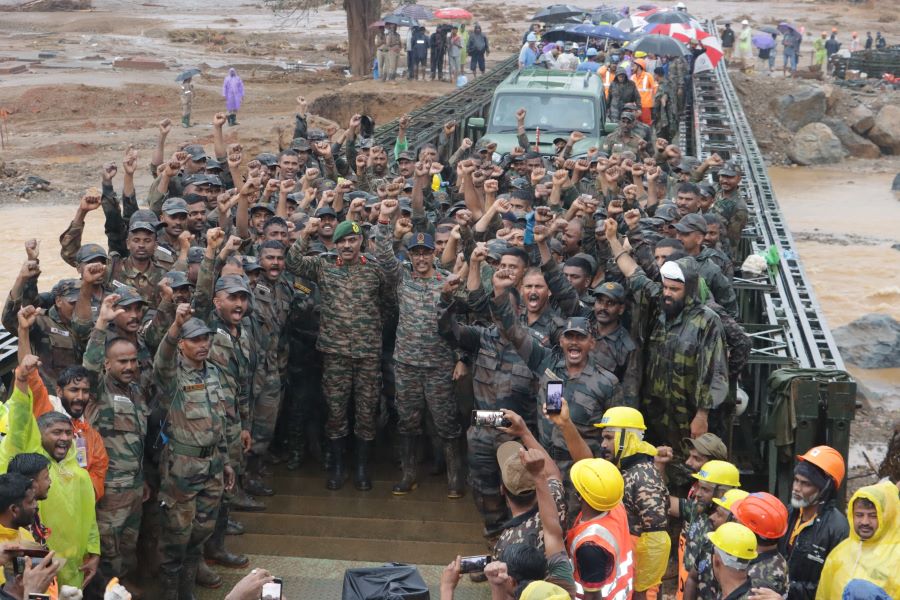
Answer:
[
  {"left": 598, "top": 66, "right": 615, "bottom": 98},
  {"left": 631, "top": 71, "right": 657, "bottom": 108},
  {"left": 566, "top": 504, "right": 635, "bottom": 600}
]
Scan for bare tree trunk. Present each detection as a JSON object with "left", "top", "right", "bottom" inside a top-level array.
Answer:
[{"left": 344, "top": 0, "right": 381, "bottom": 76}]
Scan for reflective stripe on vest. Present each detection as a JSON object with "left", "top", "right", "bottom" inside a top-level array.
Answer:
[{"left": 567, "top": 509, "right": 634, "bottom": 600}]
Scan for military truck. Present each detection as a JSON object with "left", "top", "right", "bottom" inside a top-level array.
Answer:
[{"left": 468, "top": 68, "right": 614, "bottom": 157}]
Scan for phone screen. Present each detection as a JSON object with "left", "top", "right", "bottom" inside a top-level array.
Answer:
[
  {"left": 546, "top": 382, "right": 563, "bottom": 414},
  {"left": 261, "top": 578, "right": 282, "bottom": 600}
]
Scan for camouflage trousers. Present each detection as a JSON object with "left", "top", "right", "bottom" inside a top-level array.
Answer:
[
  {"left": 97, "top": 482, "right": 144, "bottom": 579},
  {"left": 225, "top": 420, "right": 245, "bottom": 500},
  {"left": 467, "top": 425, "right": 514, "bottom": 537},
  {"left": 158, "top": 447, "right": 224, "bottom": 573},
  {"left": 251, "top": 359, "right": 285, "bottom": 455},
  {"left": 280, "top": 348, "right": 324, "bottom": 454},
  {"left": 322, "top": 352, "right": 381, "bottom": 441},
  {"left": 395, "top": 362, "right": 461, "bottom": 439}
]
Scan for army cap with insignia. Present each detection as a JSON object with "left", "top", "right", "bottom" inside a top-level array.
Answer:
[
  {"left": 306, "top": 128, "right": 327, "bottom": 142},
  {"left": 242, "top": 256, "right": 263, "bottom": 273},
  {"left": 187, "top": 246, "right": 205, "bottom": 264},
  {"left": 249, "top": 202, "right": 275, "bottom": 215},
  {"left": 447, "top": 202, "right": 468, "bottom": 217},
  {"left": 592, "top": 281, "right": 626, "bottom": 303},
  {"left": 130, "top": 209, "right": 160, "bottom": 229},
  {"left": 204, "top": 174, "right": 224, "bottom": 188},
  {"left": 399, "top": 198, "right": 413, "bottom": 214},
  {"left": 215, "top": 274, "right": 251, "bottom": 295},
  {"left": 181, "top": 317, "right": 212, "bottom": 340},
  {"left": 356, "top": 137, "right": 374, "bottom": 150},
  {"left": 562, "top": 317, "right": 590, "bottom": 336},
  {"left": 314, "top": 206, "right": 337, "bottom": 219},
  {"left": 52, "top": 279, "right": 81, "bottom": 302},
  {"left": 183, "top": 144, "right": 207, "bottom": 162},
  {"left": 332, "top": 220, "right": 363, "bottom": 243},
  {"left": 205, "top": 157, "right": 223, "bottom": 172},
  {"left": 165, "top": 271, "right": 192, "bottom": 289},
  {"left": 181, "top": 173, "right": 210, "bottom": 187},
  {"left": 654, "top": 204, "right": 680, "bottom": 223},
  {"left": 75, "top": 243, "right": 108, "bottom": 265},
  {"left": 396, "top": 151, "right": 414, "bottom": 162},
  {"left": 114, "top": 285, "right": 146, "bottom": 307},
  {"left": 161, "top": 197, "right": 189, "bottom": 216},
  {"left": 406, "top": 232, "right": 435, "bottom": 251},
  {"left": 290, "top": 138, "right": 311, "bottom": 152},
  {"left": 129, "top": 220, "right": 157, "bottom": 234},
  {"left": 718, "top": 161, "right": 741, "bottom": 177},
  {"left": 255, "top": 153, "right": 278, "bottom": 167},
  {"left": 674, "top": 212, "right": 708, "bottom": 234},
  {"left": 486, "top": 238, "right": 509, "bottom": 260}
]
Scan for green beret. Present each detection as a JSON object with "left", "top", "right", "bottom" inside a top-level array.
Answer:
[{"left": 332, "top": 220, "right": 363, "bottom": 243}]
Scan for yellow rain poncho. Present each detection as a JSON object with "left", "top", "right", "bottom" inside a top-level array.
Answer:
[
  {"left": 0, "top": 385, "right": 100, "bottom": 588},
  {"left": 815, "top": 480, "right": 899, "bottom": 599}
]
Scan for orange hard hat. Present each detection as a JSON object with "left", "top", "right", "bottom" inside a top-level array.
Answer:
[
  {"left": 634, "top": 58, "right": 647, "bottom": 69},
  {"left": 733, "top": 492, "right": 789, "bottom": 540},
  {"left": 832, "top": 27, "right": 837, "bottom": 32},
  {"left": 852, "top": 31, "right": 858, "bottom": 37},
  {"left": 798, "top": 446, "right": 846, "bottom": 487}
]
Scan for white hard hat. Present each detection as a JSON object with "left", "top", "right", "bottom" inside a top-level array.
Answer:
[
  {"left": 741, "top": 19, "right": 749, "bottom": 25},
  {"left": 526, "top": 32, "right": 537, "bottom": 42},
  {"left": 676, "top": 2, "right": 686, "bottom": 8}
]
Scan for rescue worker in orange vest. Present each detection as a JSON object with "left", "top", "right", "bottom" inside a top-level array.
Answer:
[
  {"left": 631, "top": 59, "right": 657, "bottom": 125},
  {"left": 598, "top": 56, "right": 619, "bottom": 100},
  {"left": 565, "top": 458, "right": 634, "bottom": 600}
]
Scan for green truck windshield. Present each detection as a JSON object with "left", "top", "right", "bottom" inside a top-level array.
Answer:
[{"left": 490, "top": 93, "right": 596, "bottom": 133}]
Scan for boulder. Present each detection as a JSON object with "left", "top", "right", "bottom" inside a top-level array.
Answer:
[
  {"left": 868, "top": 105, "right": 900, "bottom": 154},
  {"left": 821, "top": 83, "right": 843, "bottom": 114},
  {"left": 787, "top": 122, "right": 846, "bottom": 165},
  {"left": 823, "top": 118, "right": 881, "bottom": 159},
  {"left": 849, "top": 104, "right": 875, "bottom": 135},
  {"left": 772, "top": 85, "right": 826, "bottom": 132},
  {"left": 833, "top": 313, "right": 900, "bottom": 369}
]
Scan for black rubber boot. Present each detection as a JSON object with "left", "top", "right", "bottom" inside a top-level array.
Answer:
[
  {"left": 391, "top": 435, "right": 418, "bottom": 495},
  {"left": 326, "top": 437, "right": 347, "bottom": 490},
  {"left": 178, "top": 560, "right": 199, "bottom": 600},
  {"left": 226, "top": 517, "right": 244, "bottom": 535},
  {"left": 195, "top": 560, "right": 222, "bottom": 589},
  {"left": 244, "top": 455, "right": 274, "bottom": 497},
  {"left": 230, "top": 482, "right": 265, "bottom": 512},
  {"left": 354, "top": 437, "right": 373, "bottom": 491},
  {"left": 160, "top": 570, "right": 179, "bottom": 600},
  {"left": 204, "top": 504, "right": 249, "bottom": 568},
  {"left": 444, "top": 438, "right": 465, "bottom": 499}
]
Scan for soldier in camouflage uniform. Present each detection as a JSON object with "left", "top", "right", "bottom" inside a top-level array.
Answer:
[
  {"left": 376, "top": 198, "right": 463, "bottom": 498},
  {"left": 285, "top": 218, "right": 393, "bottom": 491},
  {"left": 605, "top": 219, "right": 728, "bottom": 452},
  {"left": 154, "top": 307, "right": 235, "bottom": 600},
  {"left": 731, "top": 492, "right": 790, "bottom": 597},
  {"left": 600, "top": 112, "right": 648, "bottom": 158},
  {"left": 710, "top": 162, "right": 748, "bottom": 258},
  {"left": 489, "top": 272, "right": 618, "bottom": 522},
  {"left": 82, "top": 295, "right": 149, "bottom": 585}
]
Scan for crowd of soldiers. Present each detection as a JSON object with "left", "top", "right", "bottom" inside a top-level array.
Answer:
[{"left": 0, "top": 42, "right": 898, "bottom": 600}]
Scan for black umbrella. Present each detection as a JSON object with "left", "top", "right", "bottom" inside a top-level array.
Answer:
[
  {"left": 175, "top": 68, "right": 200, "bottom": 82},
  {"left": 758, "top": 25, "right": 780, "bottom": 35},
  {"left": 592, "top": 9, "right": 622, "bottom": 24},
  {"left": 628, "top": 33, "right": 688, "bottom": 56},
  {"left": 645, "top": 11, "right": 697, "bottom": 25},
  {"left": 383, "top": 13, "right": 420, "bottom": 27},
  {"left": 531, "top": 4, "right": 588, "bottom": 23},
  {"left": 540, "top": 24, "right": 587, "bottom": 43}
]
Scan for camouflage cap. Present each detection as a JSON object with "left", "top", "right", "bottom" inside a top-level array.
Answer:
[
  {"left": 205, "top": 174, "right": 224, "bottom": 188},
  {"left": 447, "top": 202, "right": 468, "bottom": 217},
  {"left": 51, "top": 279, "right": 81, "bottom": 302},
  {"left": 399, "top": 197, "right": 413, "bottom": 214},
  {"left": 591, "top": 281, "right": 625, "bottom": 303},
  {"left": 161, "top": 197, "right": 189, "bottom": 216},
  {"left": 654, "top": 204, "right": 680, "bottom": 223},
  {"left": 396, "top": 150, "right": 414, "bottom": 162},
  {"left": 129, "top": 209, "right": 160, "bottom": 229},
  {"left": 356, "top": 137, "right": 374, "bottom": 150},
  {"left": 497, "top": 441, "right": 535, "bottom": 495},
  {"left": 486, "top": 238, "right": 509, "bottom": 260},
  {"left": 674, "top": 212, "right": 708, "bottom": 234},
  {"left": 215, "top": 274, "right": 251, "bottom": 295},
  {"left": 562, "top": 317, "right": 590, "bottom": 336},
  {"left": 187, "top": 246, "right": 205, "bottom": 264},
  {"left": 249, "top": 202, "right": 275, "bottom": 214},
  {"left": 181, "top": 173, "right": 210, "bottom": 187},
  {"left": 255, "top": 153, "right": 279, "bottom": 167},
  {"left": 406, "top": 232, "right": 435, "bottom": 251},
  {"left": 75, "top": 243, "right": 108, "bottom": 265},
  {"left": 165, "top": 270, "right": 192, "bottom": 289},
  {"left": 290, "top": 138, "right": 311, "bottom": 152},
  {"left": 718, "top": 161, "right": 741, "bottom": 177},
  {"left": 332, "top": 220, "right": 363, "bottom": 243},
  {"left": 242, "top": 256, "right": 263, "bottom": 272},
  {"left": 306, "top": 128, "right": 327, "bottom": 141},
  {"left": 314, "top": 205, "right": 337, "bottom": 219},
  {"left": 697, "top": 182, "right": 716, "bottom": 197},
  {"left": 181, "top": 317, "right": 212, "bottom": 339},
  {"left": 205, "top": 157, "right": 223, "bottom": 172},
  {"left": 183, "top": 144, "right": 207, "bottom": 161},
  {"left": 114, "top": 285, "right": 146, "bottom": 307},
  {"left": 682, "top": 433, "right": 728, "bottom": 460}
]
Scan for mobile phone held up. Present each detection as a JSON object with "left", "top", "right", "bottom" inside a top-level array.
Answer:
[
  {"left": 261, "top": 577, "right": 283, "bottom": 600},
  {"left": 459, "top": 555, "right": 493, "bottom": 574},
  {"left": 473, "top": 410, "right": 511, "bottom": 428},
  {"left": 546, "top": 381, "right": 563, "bottom": 414}
]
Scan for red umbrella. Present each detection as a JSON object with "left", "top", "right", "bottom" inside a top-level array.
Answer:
[{"left": 434, "top": 7, "right": 473, "bottom": 20}]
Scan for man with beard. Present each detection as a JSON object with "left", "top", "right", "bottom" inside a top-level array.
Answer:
[
  {"left": 184, "top": 195, "right": 208, "bottom": 246},
  {"left": 376, "top": 199, "right": 463, "bottom": 498},
  {"left": 6, "top": 453, "right": 52, "bottom": 548},
  {"left": 604, "top": 218, "right": 728, "bottom": 452},
  {"left": 154, "top": 306, "right": 235, "bottom": 600},
  {"left": 0, "top": 355, "right": 100, "bottom": 589},
  {"left": 696, "top": 160, "right": 748, "bottom": 256},
  {"left": 0, "top": 473, "right": 41, "bottom": 567},
  {"left": 81, "top": 295, "right": 148, "bottom": 589},
  {"left": 16, "top": 307, "right": 108, "bottom": 501},
  {"left": 778, "top": 446, "right": 848, "bottom": 600},
  {"left": 490, "top": 269, "right": 618, "bottom": 520},
  {"left": 286, "top": 218, "right": 392, "bottom": 491}
]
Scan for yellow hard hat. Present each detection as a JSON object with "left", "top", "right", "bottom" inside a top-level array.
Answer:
[
  {"left": 712, "top": 489, "right": 749, "bottom": 512},
  {"left": 692, "top": 460, "right": 741, "bottom": 488},
  {"left": 594, "top": 406, "right": 646, "bottom": 430},
  {"left": 707, "top": 522, "right": 758, "bottom": 561},
  {"left": 571, "top": 458, "right": 624, "bottom": 512}
]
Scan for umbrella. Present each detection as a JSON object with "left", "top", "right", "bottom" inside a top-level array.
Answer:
[
  {"left": 636, "top": 3, "right": 657, "bottom": 9},
  {"left": 778, "top": 22, "right": 799, "bottom": 35},
  {"left": 758, "top": 25, "right": 780, "bottom": 35},
  {"left": 646, "top": 23, "right": 704, "bottom": 42},
  {"left": 614, "top": 16, "right": 648, "bottom": 31},
  {"left": 176, "top": 68, "right": 200, "bottom": 82},
  {"left": 574, "top": 23, "right": 633, "bottom": 42},
  {"left": 433, "top": 7, "right": 473, "bottom": 20},
  {"left": 383, "top": 13, "right": 420, "bottom": 27},
  {"left": 531, "top": 4, "right": 588, "bottom": 23},
  {"left": 752, "top": 32, "right": 776, "bottom": 49},
  {"left": 393, "top": 3, "right": 433, "bottom": 21},
  {"left": 691, "top": 36, "right": 723, "bottom": 72},
  {"left": 369, "top": 19, "right": 385, "bottom": 28},
  {"left": 591, "top": 9, "right": 622, "bottom": 24},
  {"left": 646, "top": 10, "right": 697, "bottom": 25},
  {"left": 540, "top": 24, "right": 587, "bottom": 43},
  {"left": 628, "top": 33, "right": 688, "bottom": 56}
]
